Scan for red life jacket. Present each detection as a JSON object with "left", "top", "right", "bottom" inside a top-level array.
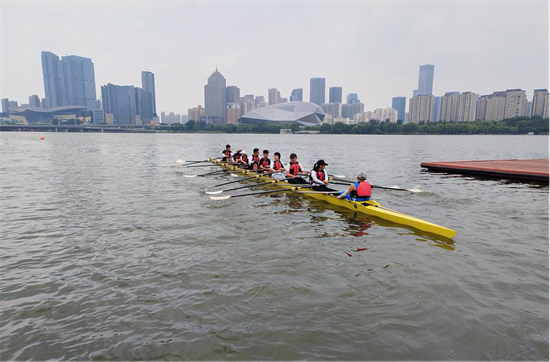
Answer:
[
  {"left": 354, "top": 182, "right": 372, "bottom": 197},
  {"left": 223, "top": 150, "right": 231, "bottom": 157},
  {"left": 272, "top": 160, "right": 284, "bottom": 171},
  {"left": 241, "top": 155, "right": 248, "bottom": 163},
  {"left": 252, "top": 155, "right": 260, "bottom": 163},
  {"left": 317, "top": 170, "right": 325, "bottom": 181},
  {"left": 289, "top": 162, "right": 302, "bottom": 175},
  {"left": 260, "top": 158, "right": 270, "bottom": 167},
  {"left": 233, "top": 153, "right": 241, "bottom": 161}
]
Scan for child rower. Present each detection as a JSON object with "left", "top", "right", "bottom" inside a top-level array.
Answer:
[
  {"left": 286, "top": 153, "right": 308, "bottom": 184},
  {"left": 335, "top": 171, "right": 371, "bottom": 201},
  {"left": 270, "top": 152, "right": 286, "bottom": 180},
  {"left": 222, "top": 144, "right": 231, "bottom": 162},
  {"left": 240, "top": 150, "right": 250, "bottom": 167},
  {"left": 251, "top": 148, "right": 261, "bottom": 170},
  {"left": 310, "top": 160, "right": 338, "bottom": 193},
  {"left": 231, "top": 148, "right": 243, "bottom": 164},
  {"left": 259, "top": 150, "right": 271, "bottom": 173}
]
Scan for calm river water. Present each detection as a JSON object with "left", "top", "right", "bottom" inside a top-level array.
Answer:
[{"left": 0, "top": 133, "right": 548, "bottom": 360}]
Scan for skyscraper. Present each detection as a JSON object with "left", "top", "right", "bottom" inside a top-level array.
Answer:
[
  {"left": 1, "top": 98, "right": 9, "bottom": 112},
  {"left": 347, "top": 93, "right": 359, "bottom": 104},
  {"left": 440, "top": 92, "right": 460, "bottom": 122},
  {"left": 28, "top": 95, "right": 41, "bottom": 108},
  {"left": 415, "top": 64, "right": 435, "bottom": 96},
  {"left": 290, "top": 89, "right": 303, "bottom": 102},
  {"left": 310, "top": 78, "right": 325, "bottom": 105},
  {"left": 531, "top": 89, "right": 549, "bottom": 117},
  {"left": 391, "top": 97, "right": 406, "bottom": 122},
  {"left": 268, "top": 88, "right": 281, "bottom": 105},
  {"left": 504, "top": 89, "right": 527, "bottom": 119},
  {"left": 432, "top": 96, "right": 442, "bottom": 122},
  {"left": 41, "top": 51, "right": 97, "bottom": 110},
  {"left": 101, "top": 83, "right": 137, "bottom": 124},
  {"left": 329, "top": 87, "right": 342, "bottom": 103},
  {"left": 226, "top": 86, "right": 240, "bottom": 104},
  {"left": 204, "top": 68, "right": 227, "bottom": 123},
  {"left": 141, "top": 71, "right": 157, "bottom": 116},
  {"left": 457, "top": 92, "right": 476, "bottom": 122},
  {"left": 408, "top": 95, "right": 434, "bottom": 123},
  {"left": 135, "top": 87, "right": 153, "bottom": 124},
  {"left": 485, "top": 91, "right": 507, "bottom": 121}
]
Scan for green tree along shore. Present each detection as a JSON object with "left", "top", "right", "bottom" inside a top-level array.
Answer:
[{"left": 172, "top": 116, "right": 549, "bottom": 135}]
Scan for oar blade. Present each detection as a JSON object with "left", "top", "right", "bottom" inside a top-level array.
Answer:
[
  {"left": 176, "top": 159, "right": 186, "bottom": 163},
  {"left": 182, "top": 175, "right": 198, "bottom": 178},
  {"left": 210, "top": 195, "right": 232, "bottom": 201},
  {"left": 205, "top": 190, "right": 223, "bottom": 195}
]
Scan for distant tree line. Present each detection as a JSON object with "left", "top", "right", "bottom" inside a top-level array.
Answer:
[{"left": 169, "top": 116, "right": 549, "bottom": 135}]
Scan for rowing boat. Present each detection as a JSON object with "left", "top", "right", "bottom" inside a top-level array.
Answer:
[{"left": 208, "top": 159, "right": 457, "bottom": 239}]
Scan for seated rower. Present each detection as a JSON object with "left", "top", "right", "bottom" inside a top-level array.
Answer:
[
  {"left": 335, "top": 171, "right": 371, "bottom": 201},
  {"left": 240, "top": 150, "right": 250, "bottom": 167},
  {"left": 258, "top": 150, "right": 271, "bottom": 173},
  {"left": 250, "top": 148, "right": 261, "bottom": 170},
  {"left": 222, "top": 144, "right": 232, "bottom": 162},
  {"left": 231, "top": 148, "right": 243, "bottom": 164},
  {"left": 270, "top": 152, "right": 286, "bottom": 180},
  {"left": 286, "top": 153, "right": 309, "bottom": 184},
  {"left": 310, "top": 160, "right": 338, "bottom": 193}
]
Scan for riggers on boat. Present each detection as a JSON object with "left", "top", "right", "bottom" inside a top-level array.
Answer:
[{"left": 210, "top": 159, "right": 457, "bottom": 239}]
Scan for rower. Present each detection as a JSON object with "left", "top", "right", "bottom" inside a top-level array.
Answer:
[
  {"left": 286, "top": 153, "right": 308, "bottom": 184},
  {"left": 258, "top": 150, "right": 271, "bottom": 173},
  {"left": 336, "top": 171, "right": 371, "bottom": 201},
  {"left": 231, "top": 148, "right": 243, "bottom": 164},
  {"left": 222, "top": 144, "right": 231, "bottom": 162},
  {"left": 240, "top": 150, "right": 250, "bottom": 167},
  {"left": 251, "top": 148, "right": 261, "bottom": 170},
  {"left": 270, "top": 152, "right": 286, "bottom": 180},
  {"left": 310, "top": 160, "right": 338, "bottom": 193}
]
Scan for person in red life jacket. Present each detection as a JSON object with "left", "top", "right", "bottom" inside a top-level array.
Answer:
[
  {"left": 270, "top": 152, "right": 286, "bottom": 180},
  {"left": 231, "top": 148, "right": 243, "bottom": 164},
  {"left": 222, "top": 144, "right": 231, "bottom": 162},
  {"left": 310, "top": 160, "right": 338, "bottom": 193},
  {"left": 258, "top": 150, "right": 271, "bottom": 173},
  {"left": 250, "top": 148, "right": 261, "bottom": 170},
  {"left": 336, "top": 171, "right": 371, "bottom": 201},
  {"left": 285, "top": 153, "right": 308, "bottom": 184},
  {"left": 240, "top": 150, "right": 250, "bottom": 167}
]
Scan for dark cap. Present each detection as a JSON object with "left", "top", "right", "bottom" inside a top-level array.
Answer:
[
  {"left": 317, "top": 159, "right": 328, "bottom": 166},
  {"left": 290, "top": 153, "right": 297, "bottom": 159}
]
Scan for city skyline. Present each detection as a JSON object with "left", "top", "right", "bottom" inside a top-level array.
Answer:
[{"left": 1, "top": 2, "right": 548, "bottom": 114}]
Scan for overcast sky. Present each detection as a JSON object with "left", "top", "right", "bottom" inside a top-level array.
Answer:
[{"left": 1, "top": 1, "right": 548, "bottom": 114}]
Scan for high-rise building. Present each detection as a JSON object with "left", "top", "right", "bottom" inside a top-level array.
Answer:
[
  {"left": 141, "top": 71, "right": 156, "bottom": 116},
  {"left": 432, "top": 96, "right": 442, "bottom": 122},
  {"left": 226, "top": 103, "right": 241, "bottom": 125},
  {"left": 101, "top": 83, "right": 137, "bottom": 124},
  {"left": 204, "top": 68, "right": 227, "bottom": 123},
  {"left": 28, "top": 95, "right": 41, "bottom": 108},
  {"left": 347, "top": 93, "right": 359, "bottom": 104},
  {"left": 135, "top": 87, "right": 154, "bottom": 123},
  {"left": 485, "top": 91, "right": 507, "bottom": 121},
  {"left": 532, "top": 89, "right": 549, "bottom": 118},
  {"left": 504, "top": 89, "right": 527, "bottom": 119},
  {"left": 310, "top": 78, "right": 325, "bottom": 105},
  {"left": 391, "top": 97, "right": 406, "bottom": 122},
  {"left": 440, "top": 92, "right": 460, "bottom": 122},
  {"left": 8, "top": 101, "right": 18, "bottom": 108},
  {"left": 243, "top": 94, "right": 254, "bottom": 102},
  {"left": 93, "top": 109, "right": 105, "bottom": 124},
  {"left": 322, "top": 103, "right": 342, "bottom": 119},
  {"left": 457, "top": 92, "right": 476, "bottom": 122},
  {"left": 408, "top": 95, "right": 434, "bottom": 123},
  {"left": 342, "top": 103, "right": 364, "bottom": 118},
  {"left": 41, "top": 51, "right": 97, "bottom": 110},
  {"left": 226, "top": 86, "right": 240, "bottom": 104},
  {"left": 1, "top": 98, "right": 9, "bottom": 112},
  {"left": 476, "top": 95, "right": 489, "bottom": 120},
  {"left": 290, "top": 89, "right": 303, "bottom": 102},
  {"left": 526, "top": 101, "right": 533, "bottom": 118},
  {"left": 329, "top": 87, "right": 342, "bottom": 103},
  {"left": 280, "top": 97, "right": 288, "bottom": 103},
  {"left": 188, "top": 105, "right": 205, "bottom": 121},
  {"left": 415, "top": 64, "right": 435, "bottom": 96},
  {"left": 268, "top": 88, "right": 281, "bottom": 105}
]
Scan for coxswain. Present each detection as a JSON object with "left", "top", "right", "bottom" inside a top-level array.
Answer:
[
  {"left": 286, "top": 153, "right": 308, "bottom": 184},
  {"left": 231, "top": 148, "right": 243, "bottom": 164},
  {"left": 335, "top": 171, "right": 371, "bottom": 201},
  {"left": 250, "top": 148, "right": 261, "bottom": 170},
  {"left": 270, "top": 152, "right": 286, "bottom": 180},
  {"left": 258, "top": 150, "right": 271, "bottom": 173},
  {"left": 310, "top": 160, "right": 338, "bottom": 193},
  {"left": 222, "top": 144, "right": 232, "bottom": 162}
]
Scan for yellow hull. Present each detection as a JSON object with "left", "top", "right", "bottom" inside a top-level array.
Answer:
[{"left": 212, "top": 161, "right": 457, "bottom": 239}]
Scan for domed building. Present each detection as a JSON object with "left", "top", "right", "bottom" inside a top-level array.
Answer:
[{"left": 239, "top": 101, "right": 324, "bottom": 126}]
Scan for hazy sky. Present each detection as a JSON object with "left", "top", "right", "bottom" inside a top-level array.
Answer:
[{"left": 1, "top": 1, "right": 548, "bottom": 114}]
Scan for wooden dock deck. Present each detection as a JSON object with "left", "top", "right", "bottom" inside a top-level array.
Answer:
[{"left": 421, "top": 159, "right": 549, "bottom": 182}]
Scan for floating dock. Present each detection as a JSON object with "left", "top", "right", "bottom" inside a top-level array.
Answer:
[{"left": 421, "top": 159, "right": 549, "bottom": 183}]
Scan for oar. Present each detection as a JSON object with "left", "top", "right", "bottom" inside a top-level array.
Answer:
[
  {"left": 331, "top": 178, "right": 421, "bottom": 193},
  {"left": 205, "top": 180, "right": 277, "bottom": 195},
  {"left": 207, "top": 172, "right": 274, "bottom": 188},
  {"left": 178, "top": 164, "right": 219, "bottom": 169},
  {"left": 176, "top": 157, "right": 221, "bottom": 166},
  {"left": 210, "top": 188, "right": 292, "bottom": 201},
  {"left": 183, "top": 167, "right": 238, "bottom": 178}
]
